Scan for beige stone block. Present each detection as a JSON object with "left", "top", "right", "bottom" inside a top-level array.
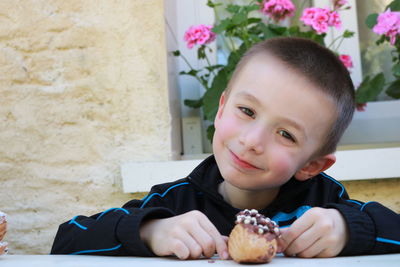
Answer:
[
  {"left": 342, "top": 178, "right": 400, "bottom": 213},
  {"left": 0, "top": 0, "right": 170, "bottom": 254}
]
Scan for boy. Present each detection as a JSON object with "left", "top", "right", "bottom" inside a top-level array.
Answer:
[{"left": 51, "top": 37, "right": 400, "bottom": 259}]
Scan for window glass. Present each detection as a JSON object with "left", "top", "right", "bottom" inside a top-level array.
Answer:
[{"left": 356, "top": 0, "right": 394, "bottom": 100}]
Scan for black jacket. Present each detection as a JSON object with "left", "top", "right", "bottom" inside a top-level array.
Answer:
[{"left": 51, "top": 155, "right": 400, "bottom": 256}]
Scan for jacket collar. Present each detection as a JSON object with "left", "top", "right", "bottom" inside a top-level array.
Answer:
[{"left": 187, "top": 155, "right": 313, "bottom": 213}]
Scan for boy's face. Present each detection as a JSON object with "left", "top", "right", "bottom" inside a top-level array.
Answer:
[{"left": 213, "top": 55, "right": 336, "bottom": 191}]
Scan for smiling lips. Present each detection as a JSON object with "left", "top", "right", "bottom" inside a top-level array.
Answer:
[{"left": 230, "top": 151, "right": 262, "bottom": 170}]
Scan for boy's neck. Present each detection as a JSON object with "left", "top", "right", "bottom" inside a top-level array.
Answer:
[{"left": 218, "top": 181, "right": 279, "bottom": 210}]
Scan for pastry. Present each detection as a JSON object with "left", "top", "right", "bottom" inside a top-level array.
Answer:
[{"left": 228, "top": 209, "right": 280, "bottom": 263}]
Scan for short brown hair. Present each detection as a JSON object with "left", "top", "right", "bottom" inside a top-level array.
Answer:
[{"left": 226, "top": 37, "right": 355, "bottom": 156}]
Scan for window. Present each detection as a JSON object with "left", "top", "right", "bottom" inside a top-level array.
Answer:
[
  {"left": 121, "top": 0, "right": 400, "bottom": 192},
  {"left": 165, "top": 0, "right": 400, "bottom": 156}
]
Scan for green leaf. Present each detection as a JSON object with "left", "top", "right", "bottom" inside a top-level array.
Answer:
[
  {"left": 386, "top": 79, "right": 400, "bottom": 98},
  {"left": 227, "top": 43, "right": 248, "bottom": 67},
  {"left": 387, "top": 0, "right": 400, "bottom": 11},
  {"left": 309, "top": 32, "right": 326, "bottom": 46},
  {"left": 179, "top": 69, "right": 199, "bottom": 76},
  {"left": 197, "top": 45, "right": 207, "bottom": 60},
  {"left": 232, "top": 12, "right": 247, "bottom": 25},
  {"left": 247, "top": 18, "right": 262, "bottom": 25},
  {"left": 205, "top": 64, "right": 224, "bottom": 72},
  {"left": 355, "top": 73, "right": 386, "bottom": 103},
  {"left": 288, "top": 25, "right": 301, "bottom": 35},
  {"left": 206, "top": 0, "right": 222, "bottom": 8},
  {"left": 288, "top": 28, "right": 325, "bottom": 45},
  {"left": 392, "top": 63, "right": 400, "bottom": 77},
  {"left": 226, "top": 4, "right": 240, "bottom": 14},
  {"left": 199, "top": 76, "right": 210, "bottom": 88},
  {"left": 203, "top": 69, "right": 228, "bottom": 121},
  {"left": 172, "top": 50, "right": 180, "bottom": 56},
  {"left": 212, "top": 19, "right": 231, "bottom": 34},
  {"left": 343, "top": 30, "right": 355, "bottom": 38},
  {"left": 244, "top": 4, "right": 260, "bottom": 13},
  {"left": 184, "top": 98, "right": 203, "bottom": 108},
  {"left": 206, "top": 124, "right": 215, "bottom": 142},
  {"left": 365, "top": 13, "right": 378, "bottom": 29},
  {"left": 249, "top": 33, "right": 262, "bottom": 43},
  {"left": 260, "top": 24, "right": 284, "bottom": 39},
  {"left": 269, "top": 24, "right": 287, "bottom": 35}
]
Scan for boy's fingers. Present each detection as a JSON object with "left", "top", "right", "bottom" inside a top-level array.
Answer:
[
  {"left": 284, "top": 227, "right": 319, "bottom": 256},
  {"left": 171, "top": 239, "right": 190, "bottom": 260},
  {"left": 283, "top": 217, "right": 322, "bottom": 256},
  {"left": 198, "top": 217, "right": 228, "bottom": 259},
  {"left": 183, "top": 230, "right": 207, "bottom": 259},
  {"left": 188, "top": 224, "right": 216, "bottom": 258},
  {"left": 279, "top": 214, "right": 315, "bottom": 254},
  {"left": 296, "top": 238, "right": 325, "bottom": 258}
]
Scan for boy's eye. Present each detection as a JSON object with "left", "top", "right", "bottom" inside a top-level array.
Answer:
[
  {"left": 239, "top": 107, "right": 255, "bottom": 118},
  {"left": 278, "top": 130, "right": 296, "bottom": 143}
]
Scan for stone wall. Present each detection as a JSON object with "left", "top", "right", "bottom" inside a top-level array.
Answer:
[
  {"left": 342, "top": 178, "right": 400, "bottom": 212},
  {"left": 0, "top": 0, "right": 173, "bottom": 254}
]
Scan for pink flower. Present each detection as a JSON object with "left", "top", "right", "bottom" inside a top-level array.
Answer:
[
  {"left": 184, "top": 24, "right": 216, "bottom": 49},
  {"left": 301, "top": 8, "right": 318, "bottom": 25},
  {"left": 339, "top": 54, "right": 353, "bottom": 69},
  {"left": 312, "top": 8, "right": 330, "bottom": 34},
  {"left": 260, "top": 0, "right": 295, "bottom": 21},
  {"left": 329, "top": 11, "right": 342, "bottom": 29},
  {"left": 373, "top": 9, "right": 400, "bottom": 45},
  {"left": 301, "top": 7, "right": 342, "bottom": 34}
]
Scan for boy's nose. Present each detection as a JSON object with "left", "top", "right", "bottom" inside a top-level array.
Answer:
[{"left": 239, "top": 126, "right": 266, "bottom": 154}]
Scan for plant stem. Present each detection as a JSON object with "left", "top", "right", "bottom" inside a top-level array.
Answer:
[
  {"left": 204, "top": 50, "right": 217, "bottom": 76},
  {"left": 180, "top": 52, "right": 195, "bottom": 70},
  {"left": 213, "top": 2, "right": 237, "bottom": 54},
  {"left": 328, "top": 34, "right": 343, "bottom": 50},
  {"left": 179, "top": 53, "right": 210, "bottom": 90},
  {"left": 335, "top": 35, "right": 345, "bottom": 51},
  {"left": 299, "top": 0, "right": 308, "bottom": 13}
]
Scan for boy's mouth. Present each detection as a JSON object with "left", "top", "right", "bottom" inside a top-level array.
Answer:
[{"left": 229, "top": 150, "right": 262, "bottom": 170}]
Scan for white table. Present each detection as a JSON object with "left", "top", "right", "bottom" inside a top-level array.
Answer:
[{"left": 1, "top": 254, "right": 399, "bottom": 267}]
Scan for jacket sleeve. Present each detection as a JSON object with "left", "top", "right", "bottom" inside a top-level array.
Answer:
[
  {"left": 51, "top": 183, "right": 181, "bottom": 256},
  {"left": 325, "top": 187, "right": 400, "bottom": 255}
]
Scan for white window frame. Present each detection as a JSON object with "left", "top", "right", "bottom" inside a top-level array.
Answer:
[{"left": 122, "top": 146, "right": 400, "bottom": 192}]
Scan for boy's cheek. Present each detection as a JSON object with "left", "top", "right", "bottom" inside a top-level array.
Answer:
[
  {"left": 215, "top": 118, "right": 238, "bottom": 139},
  {"left": 269, "top": 151, "right": 293, "bottom": 172}
]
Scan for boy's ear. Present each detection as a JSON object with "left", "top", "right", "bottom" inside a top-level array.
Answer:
[
  {"left": 294, "top": 154, "right": 336, "bottom": 181},
  {"left": 215, "top": 91, "right": 226, "bottom": 121}
]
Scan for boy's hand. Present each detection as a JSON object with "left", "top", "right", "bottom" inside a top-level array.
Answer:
[
  {"left": 278, "top": 207, "right": 348, "bottom": 258},
  {"left": 140, "top": 210, "right": 229, "bottom": 260}
]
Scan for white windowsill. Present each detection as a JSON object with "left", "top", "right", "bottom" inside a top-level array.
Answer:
[{"left": 121, "top": 147, "right": 400, "bottom": 193}]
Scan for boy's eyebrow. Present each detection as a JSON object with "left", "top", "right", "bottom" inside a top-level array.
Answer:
[
  {"left": 235, "top": 92, "right": 261, "bottom": 105},
  {"left": 280, "top": 118, "right": 306, "bottom": 137},
  {"left": 235, "top": 91, "right": 306, "bottom": 136}
]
